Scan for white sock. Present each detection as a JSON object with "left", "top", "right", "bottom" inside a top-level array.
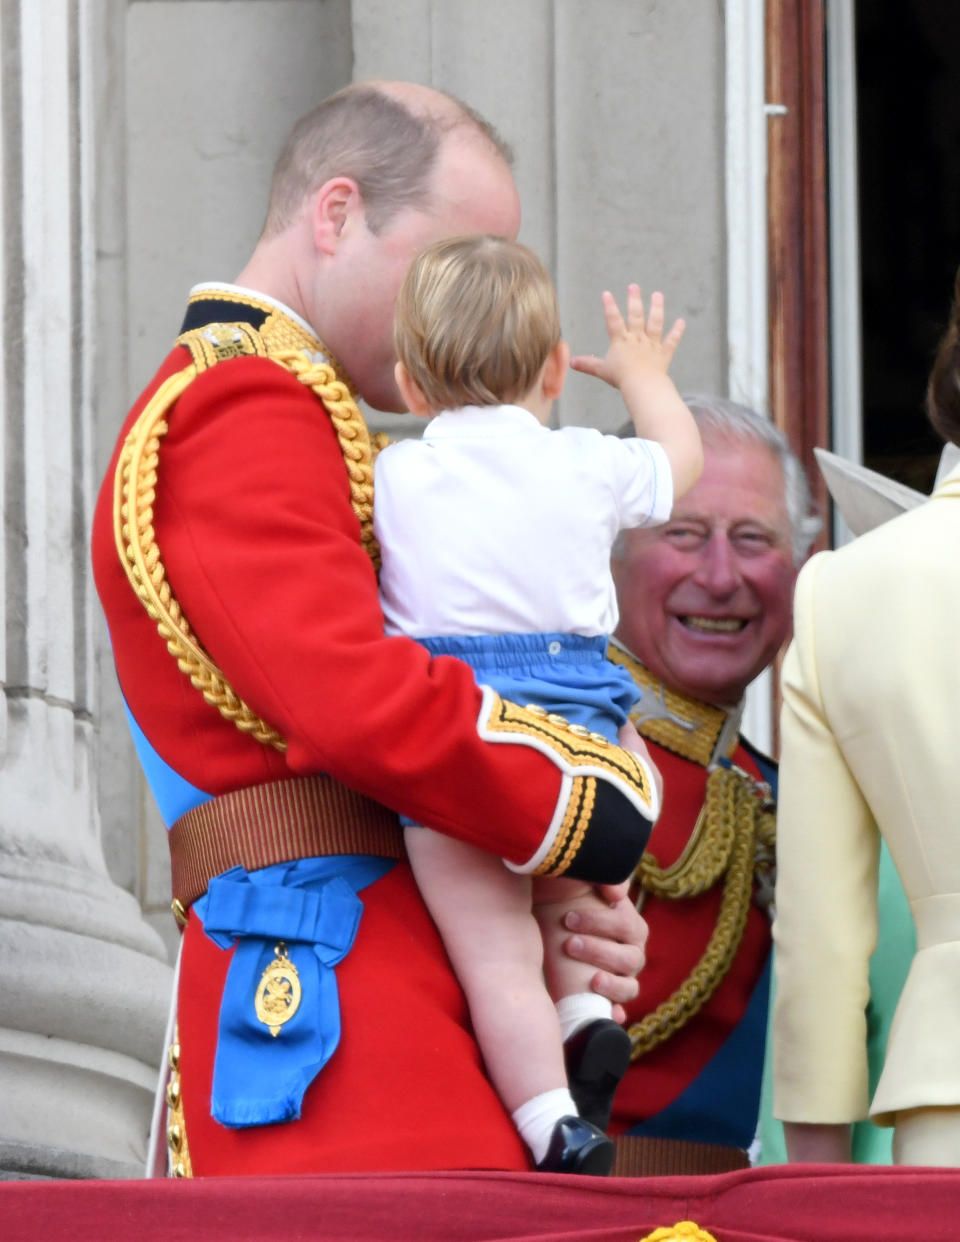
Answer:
[
  {"left": 511, "top": 1087, "right": 578, "bottom": 1165},
  {"left": 555, "top": 992, "right": 614, "bottom": 1043}
]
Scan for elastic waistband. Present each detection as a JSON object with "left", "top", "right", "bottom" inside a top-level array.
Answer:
[{"left": 418, "top": 632, "right": 608, "bottom": 671}]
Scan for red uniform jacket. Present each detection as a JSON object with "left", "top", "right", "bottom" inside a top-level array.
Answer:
[{"left": 92, "top": 288, "right": 654, "bottom": 1175}]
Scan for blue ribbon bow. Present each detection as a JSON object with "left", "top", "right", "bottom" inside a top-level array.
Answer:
[{"left": 194, "top": 855, "right": 393, "bottom": 1127}]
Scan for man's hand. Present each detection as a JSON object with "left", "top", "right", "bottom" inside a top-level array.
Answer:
[
  {"left": 561, "top": 884, "right": 647, "bottom": 1022},
  {"left": 533, "top": 876, "right": 647, "bottom": 1024}
]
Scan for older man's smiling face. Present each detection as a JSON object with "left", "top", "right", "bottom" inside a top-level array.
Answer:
[{"left": 612, "top": 433, "right": 799, "bottom": 707}]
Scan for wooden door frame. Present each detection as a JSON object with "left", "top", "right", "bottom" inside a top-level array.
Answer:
[
  {"left": 765, "top": 0, "right": 832, "bottom": 749},
  {"left": 766, "top": 0, "right": 831, "bottom": 539}
]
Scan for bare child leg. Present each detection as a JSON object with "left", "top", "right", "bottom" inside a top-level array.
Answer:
[
  {"left": 533, "top": 876, "right": 634, "bottom": 1131},
  {"left": 404, "top": 825, "right": 613, "bottom": 1172},
  {"left": 531, "top": 720, "right": 659, "bottom": 1130}
]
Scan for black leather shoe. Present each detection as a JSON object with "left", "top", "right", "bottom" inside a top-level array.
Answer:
[
  {"left": 564, "top": 1018, "right": 633, "bottom": 1131},
  {"left": 535, "top": 1115, "right": 615, "bottom": 1175}
]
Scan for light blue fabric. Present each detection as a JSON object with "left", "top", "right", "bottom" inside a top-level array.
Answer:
[
  {"left": 194, "top": 855, "right": 394, "bottom": 1127},
  {"left": 122, "top": 696, "right": 212, "bottom": 827},
  {"left": 402, "top": 632, "right": 641, "bottom": 831},
  {"left": 418, "top": 631, "right": 640, "bottom": 743}
]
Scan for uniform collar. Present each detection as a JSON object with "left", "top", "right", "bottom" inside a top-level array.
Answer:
[
  {"left": 181, "top": 283, "right": 352, "bottom": 387},
  {"left": 423, "top": 404, "right": 546, "bottom": 440},
  {"left": 607, "top": 638, "right": 744, "bottom": 768}
]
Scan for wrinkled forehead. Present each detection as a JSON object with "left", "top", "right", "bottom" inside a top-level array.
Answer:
[{"left": 683, "top": 432, "right": 792, "bottom": 527}]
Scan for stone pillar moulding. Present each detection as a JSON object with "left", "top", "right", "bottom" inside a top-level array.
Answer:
[{"left": 0, "top": 0, "right": 172, "bottom": 1181}]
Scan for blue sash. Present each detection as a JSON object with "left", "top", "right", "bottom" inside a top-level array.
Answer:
[{"left": 194, "top": 855, "right": 393, "bottom": 1127}]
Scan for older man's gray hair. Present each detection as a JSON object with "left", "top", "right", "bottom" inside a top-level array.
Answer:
[{"left": 618, "top": 394, "right": 820, "bottom": 566}]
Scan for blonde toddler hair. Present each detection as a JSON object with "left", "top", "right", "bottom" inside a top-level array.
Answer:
[{"left": 394, "top": 234, "right": 562, "bottom": 411}]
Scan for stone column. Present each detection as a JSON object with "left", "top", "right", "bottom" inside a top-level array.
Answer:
[{"left": 0, "top": 0, "right": 172, "bottom": 1181}]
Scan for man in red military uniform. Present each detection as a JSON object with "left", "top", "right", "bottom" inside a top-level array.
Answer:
[
  {"left": 604, "top": 397, "right": 818, "bottom": 1175},
  {"left": 93, "top": 81, "right": 656, "bottom": 1178}
]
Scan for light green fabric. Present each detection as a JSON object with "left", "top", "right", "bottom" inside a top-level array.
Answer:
[{"left": 756, "top": 840, "right": 916, "bottom": 1164}]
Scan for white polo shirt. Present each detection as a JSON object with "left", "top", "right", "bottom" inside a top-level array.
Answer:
[{"left": 374, "top": 403, "right": 672, "bottom": 638}]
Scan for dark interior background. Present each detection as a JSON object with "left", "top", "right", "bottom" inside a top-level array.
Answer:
[{"left": 855, "top": 0, "right": 960, "bottom": 492}]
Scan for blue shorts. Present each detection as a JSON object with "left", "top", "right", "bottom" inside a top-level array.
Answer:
[{"left": 417, "top": 631, "right": 639, "bottom": 744}]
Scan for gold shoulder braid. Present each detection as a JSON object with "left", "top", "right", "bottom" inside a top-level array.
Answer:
[
  {"left": 607, "top": 644, "right": 776, "bottom": 1060},
  {"left": 113, "top": 300, "right": 386, "bottom": 751}
]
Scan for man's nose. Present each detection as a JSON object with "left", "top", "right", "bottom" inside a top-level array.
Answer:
[{"left": 692, "top": 534, "right": 740, "bottom": 594}]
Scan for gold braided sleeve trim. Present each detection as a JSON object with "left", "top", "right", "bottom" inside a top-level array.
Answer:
[
  {"left": 112, "top": 324, "right": 384, "bottom": 750},
  {"left": 628, "top": 766, "right": 774, "bottom": 1058},
  {"left": 478, "top": 688, "right": 657, "bottom": 816},
  {"left": 534, "top": 776, "right": 596, "bottom": 877}
]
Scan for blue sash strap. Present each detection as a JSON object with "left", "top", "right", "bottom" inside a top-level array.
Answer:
[{"left": 192, "top": 855, "right": 394, "bottom": 1128}]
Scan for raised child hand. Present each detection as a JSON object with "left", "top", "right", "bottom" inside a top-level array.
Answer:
[{"left": 570, "top": 284, "right": 685, "bottom": 391}]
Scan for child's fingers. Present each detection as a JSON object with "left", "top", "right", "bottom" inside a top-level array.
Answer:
[
  {"left": 625, "top": 283, "right": 646, "bottom": 335},
  {"left": 663, "top": 317, "right": 686, "bottom": 353},
  {"left": 569, "top": 353, "right": 605, "bottom": 378},
  {"left": 601, "top": 289, "right": 627, "bottom": 339},
  {"left": 646, "top": 290, "right": 665, "bottom": 339}
]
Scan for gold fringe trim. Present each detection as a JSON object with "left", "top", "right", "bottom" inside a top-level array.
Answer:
[{"left": 639, "top": 1225, "right": 718, "bottom": 1242}]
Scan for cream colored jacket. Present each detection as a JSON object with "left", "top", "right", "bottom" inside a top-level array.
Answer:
[{"left": 773, "top": 461, "right": 960, "bottom": 1126}]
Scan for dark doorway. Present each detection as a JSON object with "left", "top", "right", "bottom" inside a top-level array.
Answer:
[{"left": 856, "top": 1, "right": 960, "bottom": 492}]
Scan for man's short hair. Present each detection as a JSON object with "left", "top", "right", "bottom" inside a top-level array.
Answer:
[
  {"left": 262, "top": 83, "right": 513, "bottom": 238},
  {"left": 616, "top": 394, "right": 820, "bottom": 565},
  {"left": 394, "top": 234, "right": 561, "bottom": 411}
]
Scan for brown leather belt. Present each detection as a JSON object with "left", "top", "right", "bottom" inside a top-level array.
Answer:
[
  {"left": 168, "top": 774, "right": 405, "bottom": 914},
  {"left": 612, "top": 1135, "right": 750, "bottom": 1177}
]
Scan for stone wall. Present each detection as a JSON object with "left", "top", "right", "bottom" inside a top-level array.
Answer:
[{"left": 0, "top": 0, "right": 729, "bottom": 1178}]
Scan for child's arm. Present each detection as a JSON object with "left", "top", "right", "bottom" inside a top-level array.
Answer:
[{"left": 571, "top": 284, "right": 703, "bottom": 499}]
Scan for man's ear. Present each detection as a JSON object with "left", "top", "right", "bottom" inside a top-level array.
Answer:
[
  {"left": 312, "top": 177, "right": 363, "bottom": 255},
  {"left": 541, "top": 340, "right": 570, "bottom": 401},
  {"left": 394, "top": 361, "right": 434, "bottom": 417}
]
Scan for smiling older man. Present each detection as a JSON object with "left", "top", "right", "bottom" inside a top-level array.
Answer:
[{"left": 604, "top": 395, "right": 819, "bottom": 1174}]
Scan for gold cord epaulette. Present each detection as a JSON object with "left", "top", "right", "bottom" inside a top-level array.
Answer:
[
  {"left": 628, "top": 765, "right": 775, "bottom": 1059},
  {"left": 113, "top": 315, "right": 384, "bottom": 749},
  {"left": 264, "top": 346, "right": 383, "bottom": 571},
  {"left": 608, "top": 645, "right": 777, "bottom": 1060}
]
